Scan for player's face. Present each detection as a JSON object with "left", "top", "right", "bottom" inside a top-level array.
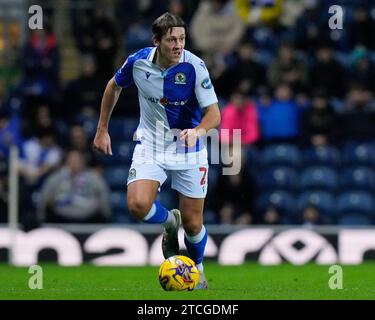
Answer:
[{"left": 156, "top": 27, "right": 185, "bottom": 65}]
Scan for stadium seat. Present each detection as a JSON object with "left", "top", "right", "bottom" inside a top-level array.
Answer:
[
  {"left": 257, "top": 166, "right": 299, "bottom": 192},
  {"left": 261, "top": 144, "right": 301, "bottom": 168},
  {"left": 110, "top": 191, "right": 138, "bottom": 223},
  {"left": 207, "top": 165, "right": 220, "bottom": 192},
  {"left": 157, "top": 190, "right": 178, "bottom": 209},
  {"left": 110, "top": 191, "right": 127, "bottom": 212},
  {"left": 297, "top": 191, "right": 336, "bottom": 215},
  {"left": 302, "top": 146, "right": 341, "bottom": 168},
  {"left": 341, "top": 142, "right": 375, "bottom": 167},
  {"left": 335, "top": 52, "right": 352, "bottom": 69},
  {"left": 299, "top": 166, "right": 338, "bottom": 192},
  {"left": 75, "top": 115, "right": 98, "bottom": 137},
  {"left": 244, "top": 145, "right": 260, "bottom": 169},
  {"left": 103, "top": 165, "right": 130, "bottom": 189},
  {"left": 203, "top": 209, "right": 220, "bottom": 224},
  {"left": 112, "top": 211, "right": 139, "bottom": 223},
  {"left": 98, "top": 141, "right": 135, "bottom": 165},
  {"left": 112, "top": 141, "right": 135, "bottom": 164},
  {"left": 108, "top": 117, "right": 139, "bottom": 140},
  {"left": 336, "top": 191, "right": 375, "bottom": 216},
  {"left": 256, "top": 190, "right": 296, "bottom": 219},
  {"left": 340, "top": 167, "right": 375, "bottom": 192},
  {"left": 337, "top": 213, "right": 372, "bottom": 226},
  {"left": 206, "top": 139, "right": 217, "bottom": 165}
]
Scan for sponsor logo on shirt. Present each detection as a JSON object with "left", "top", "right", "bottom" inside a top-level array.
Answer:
[
  {"left": 148, "top": 97, "right": 188, "bottom": 106},
  {"left": 169, "top": 99, "right": 188, "bottom": 106},
  {"left": 160, "top": 97, "right": 169, "bottom": 106},
  {"left": 148, "top": 97, "right": 159, "bottom": 103},
  {"left": 201, "top": 78, "right": 212, "bottom": 89},
  {"left": 174, "top": 72, "right": 186, "bottom": 84}
]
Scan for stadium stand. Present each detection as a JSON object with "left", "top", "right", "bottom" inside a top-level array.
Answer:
[{"left": 1, "top": 0, "right": 375, "bottom": 226}]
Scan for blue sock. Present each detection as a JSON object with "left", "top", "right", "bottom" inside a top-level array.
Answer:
[
  {"left": 184, "top": 225, "right": 208, "bottom": 266},
  {"left": 142, "top": 200, "right": 168, "bottom": 224}
]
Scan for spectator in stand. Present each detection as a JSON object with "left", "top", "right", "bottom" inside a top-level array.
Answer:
[
  {"left": 121, "top": 1, "right": 194, "bottom": 54},
  {"left": 257, "top": 83, "right": 301, "bottom": 143},
  {"left": 0, "top": 110, "right": 21, "bottom": 223},
  {"left": 348, "top": 5, "right": 375, "bottom": 50},
  {"left": 72, "top": 7, "right": 96, "bottom": 54},
  {"left": 190, "top": 0, "right": 245, "bottom": 68},
  {"left": 278, "top": 0, "right": 309, "bottom": 29},
  {"left": 19, "top": 26, "right": 60, "bottom": 99},
  {"left": 338, "top": 84, "right": 375, "bottom": 143},
  {"left": 124, "top": 18, "right": 153, "bottom": 54},
  {"left": 210, "top": 146, "right": 257, "bottom": 224},
  {"left": 117, "top": 0, "right": 198, "bottom": 28},
  {"left": 167, "top": 0, "right": 198, "bottom": 25},
  {"left": 267, "top": 41, "right": 308, "bottom": 93},
  {"left": 292, "top": 0, "right": 327, "bottom": 53},
  {"left": 21, "top": 103, "right": 55, "bottom": 137},
  {"left": 300, "top": 90, "right": 338, "bottom": 147},
  {"left": 258, "top": 206, "right": 281, "bottom": 225},
  {"left": 220, "top": 90, "right": 260, "bottom": 146},
  {"left": 92, "top": 7, "right": 119, "bottom": 80},
  {"left": 214, "top": 41, "right": 266, "bottom": 98},
  {"left": 63, "top": 54, "right": 106, "bottom": 123},
  {"left": 33, "top": 104, "right": 53, "bottom": 131},
  {"left": 18, "top": 127, "right": 62, "bottom": 189},
  {"left": 301, "top": 205, "right": 322, "bottom": 227},
  {"left": 0, "top": 110, "right": 21, "bottom": 159},
  {"left": 310, "top": 42, "right": 346, "bottom": 98},
  {"left": 74, "top": 8, "right": 118, "bottom": 82},
  {"left": 37, "top": 149, "right": 111, "bottom": 223},
  {"left": 68, "top": 125, "right": 101, "bottom": 172},
  {"left": 18, "top": 127, "right": 62, "bottom": 228},
  {"left": 235, "top": 0, "right": 283, "bottom": 28},
  {"left": 348, "top": 47, "right": 375, "bottom": 94}
]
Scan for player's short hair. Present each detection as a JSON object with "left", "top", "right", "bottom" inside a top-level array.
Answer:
[{"left": 151, "top": 12, "right": 187, "bottom": 41}]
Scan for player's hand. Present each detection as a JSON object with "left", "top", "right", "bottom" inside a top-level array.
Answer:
[
  {"left": 93, "top": 128, "right": 112, "bottom": 155},
  {"left": 180, "top": 128, "right": 204, "bottom": 147}
]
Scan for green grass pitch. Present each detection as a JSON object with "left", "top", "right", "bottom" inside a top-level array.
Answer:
[{"left": 0, "top": 262, "right": 374, "bottom": 300}]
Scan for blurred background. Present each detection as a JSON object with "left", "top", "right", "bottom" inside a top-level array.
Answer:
[{"left": 0, "top": 0, "right": 375, "bottom": 231}]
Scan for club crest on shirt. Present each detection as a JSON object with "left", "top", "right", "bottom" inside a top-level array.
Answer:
[
  {"left": 128, "top": 168, "right": 136, "bottom": 181},
  {"left": 174, "top": 72, "right": 186, "bottom": 84}
]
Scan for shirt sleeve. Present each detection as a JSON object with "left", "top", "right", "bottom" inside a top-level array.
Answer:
[
  {"left": 114, "top": 55, "right": 136, "bottom": 88},
  {"left": 193, "top": 59, "right": 218, "bottom": 108}
]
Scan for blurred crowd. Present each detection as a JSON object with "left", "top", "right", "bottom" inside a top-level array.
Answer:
[{"left": 0, "top": 0, "right": 375, "bottom": 228}]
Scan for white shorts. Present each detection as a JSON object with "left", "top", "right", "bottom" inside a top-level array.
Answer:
[{"left": 126, "top": 162, "right": 209, "bottom": 198}]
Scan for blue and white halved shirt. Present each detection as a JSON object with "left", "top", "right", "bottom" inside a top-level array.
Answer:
[{"left": 114, "top": 47, "right": 218, "bottom": 168}]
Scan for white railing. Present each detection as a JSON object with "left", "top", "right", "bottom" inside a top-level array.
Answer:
[{"left": 8, "top": 145, "right": 19, "bottom": 264}]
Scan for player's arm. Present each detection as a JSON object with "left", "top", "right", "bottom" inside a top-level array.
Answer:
[
  {"left": 196, "top": 103, "right": 221, "bottom": 133},
  {"left": 180, "top": 103, "right": 221, "bottom": 147},
  {"left": 93, "top": 78, "right": 122, "bottom": 155},
  {"left": 180, "top": 55, "right": 221, "bottom": 147}
]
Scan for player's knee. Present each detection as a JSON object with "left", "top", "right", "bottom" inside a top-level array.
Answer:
[
  {"left": 183, "top": 220, "right": 203, "bottom": 237},
  {"left": 127, "top": 197, "right": 152, "bottom": 219}
]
